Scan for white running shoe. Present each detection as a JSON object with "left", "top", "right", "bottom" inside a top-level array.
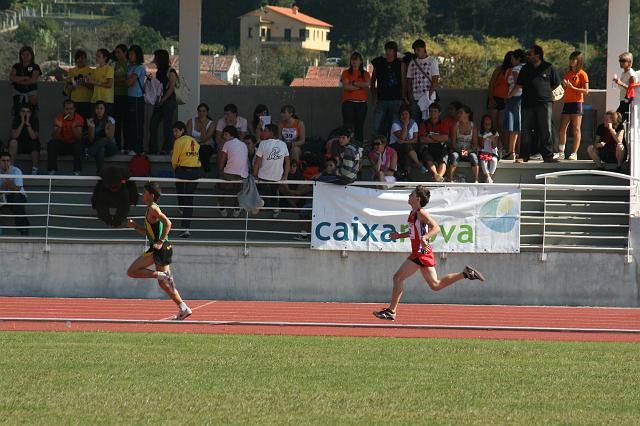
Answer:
[
  {"left": 219, "top": 208, "right": 228, "bottom": 217},
  {"left": 568, "top": 152, "right": 578, "bottom": 161},
  {"left": 486, "top": 176, "right": 493, "bottom": 183},
  {"left": 557, "top": 152, "right": 565, "bottom": 160},
  {"left": 232, "top": 208, "right": 242, "bottom": 218},
  {"left": 157, "top": 271, "right": 171, "bottom": 282},
  {"left": 273, "top": 209, "right": 281, "bottom": 218},
  {"left": 530, "top": 153, "right": 543, "bottom": 161},
  {"left": 31, "top": 167, "right": 39, "bottom": 175},
  {"left": 173, "top": 307, "right": 192, "bottom": 321}
]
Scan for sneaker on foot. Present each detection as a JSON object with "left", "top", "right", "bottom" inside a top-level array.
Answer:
[
  {"left": 174, "top": 307, "right": 192, "bottom": 321},
  {"left": 373, "top": 307, "right": 396, "bottom": 321},
  {"left": 232, "top": 208, "right": 242, "bottom": 218},
  {"left": 48, "top": 170, "right": 56, "bottom": 175},
  {"left": 568, "top": 152, "right": 578, "bottom": 161},
  {"left": 463, "top": 265, "right": 485, "bottom": 282},
  {"left": 557, "top": 152, "right": 565, "bottom": 160},
  {"left": 178, "top": 230, "right": 191, "bottom": 239},
  {"left": 219, "top": 208, "right": 228, "bottom": 217},
  {"left": 486, "top": 176, "right": 493, "bottom": 183},
  {"left": 157, "top": 271, "right": 171, "bottom": 282},
  {"left": 127, "top": 150, "right": 136, "bottom": 156},
  {"left": 293, "top": 230, "right": 309, "bottom": 241},
  {"left": 433, "top": 173, "right": 444, "bottom": 183},
  {"left": 73, "top": 171, "right": 81, "bottom": 176},
  {"left": 31, "top": 167, "right": 39, "bottom": 175},
  {"left": 273, "top": 209, "right": 281, "bottom": 218},
  {"left": 530, "top": 153, "right": 543, "bottom": 161}
]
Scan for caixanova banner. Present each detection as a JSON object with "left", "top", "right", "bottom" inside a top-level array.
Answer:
[{"left": 311, "top": 183, "right": 520, "bottom": 253}]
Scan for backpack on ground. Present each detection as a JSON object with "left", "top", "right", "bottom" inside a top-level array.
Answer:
[
  {"left": 128, "top": 154, "right": 151, "bottom": 177},
  {"left": 143, "top": 75, "right": 164, "bottom": 106},
  {"left": 172, "top": 68, "right": 190, "bottom": 105}
]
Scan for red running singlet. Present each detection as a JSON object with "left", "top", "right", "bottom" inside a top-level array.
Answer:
[{"left": 407, "top": 209, "right": 436, "bottom": 267}]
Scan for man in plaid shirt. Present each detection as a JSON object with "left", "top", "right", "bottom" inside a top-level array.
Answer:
[{"left": 405, "top": 39, "right": 440, "bottom": 123}]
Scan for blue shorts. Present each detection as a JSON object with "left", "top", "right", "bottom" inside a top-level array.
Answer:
[
  {"left": 505, "top": 96, "right": 521, "bottom": 132},
  {"left": 450, "top": 151, "right": 479, "bottom": 166},
  {"left": 562, "top": 102, "right": 583, "bottom": 115}
]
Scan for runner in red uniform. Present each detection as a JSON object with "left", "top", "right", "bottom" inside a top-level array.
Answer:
[{"left": 373, "top": 185, "right": 485, "bottom": 321}]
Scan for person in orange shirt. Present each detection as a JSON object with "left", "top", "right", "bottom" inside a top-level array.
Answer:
[
  {"left": 558, "top": 51, "right": 589, "bottom": 160},
  {"left": 487, "top": 51, "right": 512, "bottom": 151},
  {"left": 341, "top": 51, "right": 370, "bottom": 144}
]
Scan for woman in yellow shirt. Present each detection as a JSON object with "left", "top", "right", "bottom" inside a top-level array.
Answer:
[
  {"left": 65, "top": 50, "right": 93, "bottom": 120},
  {"left": 171, "top": 121, "right": 202, "bottom": 238},
  {"left": 87, "top": 48, "right": 114, "bottom": 115}
]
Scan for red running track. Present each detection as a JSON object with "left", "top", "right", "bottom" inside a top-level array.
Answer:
[{"left": 0, "top": 297, "right": 639, "bottom": 342}]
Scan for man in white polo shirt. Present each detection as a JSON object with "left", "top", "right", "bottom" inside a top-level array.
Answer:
[
  {"left": 253, "top": 124, "right": 290, "bottom": 218},
  {"left": 0, "top": 151, "right": 30, "bottom": 235}
]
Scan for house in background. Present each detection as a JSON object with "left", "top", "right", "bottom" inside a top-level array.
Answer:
[
  {"left": 240, "top": 4, "right": 332, "bottom": 53},
  {"left": 201, "top": 55, "right": 241, "bottom": 85}
]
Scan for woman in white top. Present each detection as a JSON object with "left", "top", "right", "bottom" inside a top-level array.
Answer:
[
  {"left": 187, "top": 103, "right": 215, "bottom": 174},
  {"left": 448, "top": 105, "right": 479, "bottom": 183},
  {"left": 478, "top": 114, "right": 499, "bottom": 183}
]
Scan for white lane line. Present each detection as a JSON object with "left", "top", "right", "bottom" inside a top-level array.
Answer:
[{"left": 1, "top": 317, "right": 639, "bottom": 334}]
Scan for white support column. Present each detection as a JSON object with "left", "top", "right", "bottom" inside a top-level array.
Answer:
[
  {"left": 178, "top": 0, "right": 201, "bottom": 122},
  {"left": 606, "top": 0, "right": 630, "bottom": 112}
]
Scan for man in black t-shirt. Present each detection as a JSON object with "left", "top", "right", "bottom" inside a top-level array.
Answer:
[
  {"left": 370, "top": 41, "right": 406, "bottom": 137},
  {"left": 515, "top": 45, "right": 561, "bottom": 163}
]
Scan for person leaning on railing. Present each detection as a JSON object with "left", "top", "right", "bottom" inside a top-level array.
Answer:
[
  {"left": 0, "top": 151, "right": 30, "bottom": 235},
  {"left": 171, "top": 121, "right": 202, "bottom": 239},
  {"left": 253, "top": 123, "right": 290, "bottom": 219}
]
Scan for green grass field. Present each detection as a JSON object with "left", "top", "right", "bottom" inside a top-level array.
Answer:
[{"left": 1, "top": 332, "right": 638, "bottom": 425}]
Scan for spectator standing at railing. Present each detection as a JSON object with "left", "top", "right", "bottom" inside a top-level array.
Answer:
[
  {"left": 9, "top": 46, "right": 41, "bottom": 117},
  {"left": 515, "top": 45, "right": 561, "bottom": 163},
  {"left": 217, "top": 125, "right": 248, "bottom": 218},
  {"left": 487, "top": 51, "right": 512, "bottom": 151},
  {"left": 418, "top": 102, "right": 449, "bottom": 183},
  {"left": 86, "top": 49, "right": 115, "bottom": 116},
  {"left": 253, "top": 124, "right": 290, "bottom": 218},
  {"left": 47, "top": 100, "right": 84, "bottom": 175},
  {"left": 149, "top": 49, "right": 178, "bottom": 155},
  {"left": 371, "top": 41, "right": 405, "bottom": 138},
  {"left": 279, "top": 104, "right": 305, "bottom": 162},
  {"left": 587, "top": 110, "right": 626, "bottom": 171},
  {"left": 87, "top": 101, "right": 118, "bottom": 175},
  {"left": 558, "top": 51, "right": 589, "bottom": 160},
  {"left": 186, "top": 103, "right": 215, "bottom": 175},
  {"left": 124, "top": 45, "right": 146, "bottom": 155},
  {"left": 504, "top": 49, "right": 526, "bottom": 161},
  {"left": 0, "top": 151, "right": 30, "bottom": 235},
  {"left": 613, "top": 52, "right": 637, "bottom": 123},
  {"left": 171, "top": 121, "right": 202, "bottom": 238},
  {"left": 215, "top": 104, "right": 248, "bottom": 150},
  {"left": 64, "top": 50, "right": 93, "bottom": 121},
  {"left": 112, "top": 44, "right": 129, "bottom": 152},
  {"left": 405, "top": 39, "right": 439, "bottom": 124},
  {"left": 8, "top": 104, "right": 40, "bottom": 175},
  {"left": 341, "top": 51, "right": 371, "bottom": 144}
]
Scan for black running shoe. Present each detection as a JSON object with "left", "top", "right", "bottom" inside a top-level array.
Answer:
[
  {"left": 463, "top": 265, "right": 485, "bottom": 282},
  {"left": 373, "top": 308, "right": 396, "bottom": 321}
]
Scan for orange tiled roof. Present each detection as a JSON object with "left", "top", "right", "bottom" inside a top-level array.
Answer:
[
  {"left": 289, "top": 66, "right": 346, "bottom": 87},
  {"left": 265, "top": 5, "right": 332, "bottom": 28}
]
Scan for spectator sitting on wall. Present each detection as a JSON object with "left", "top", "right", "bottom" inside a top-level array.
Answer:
[
  {"left": 64, "top": 49, "right": 93, "bottom": 120},
  {"left": 0, "top": 151, "right": 30, "bottom": 235},
  {"left": 250, "top": 104, "right": 270, "bottom": 138},
  {"left": 587, "top": 110, "right": 626, "bottom": 171},
  {"left": 47, "top": 99, "right": 85, "bottom": 175},
  {"left": 8, "top": 104, "right": 40, "bottom": 175},
  {"left": 187, "top": 103, "right": 215, "bottom": 175},
  {"left": 418, "top": 102, "right": 450, "bottom": 183},
  {"left": 318, "top": 127, "right": 361, "bottom": 185},
  {"left": 368, "top": 135, "right": 397, "bottom": 184},
  {"left": 215, "top": 104, "right": 248, "bottom": 150},
  {"left": 9, "top": 46, "right": 41, "bottom": 117},
  {"left": 478, "top": 114, "right": 500, "bottom": 183},
  {"left": 217, "top": 125, "right": 249, "bottom": 218},
  {"left": 442, "top": 101, "right": 463, "bottom": 128},
  {"left": 279, "top": 104, "right": 306, "bottom": 162},
  {"left": 243, "top": 134, "right": 258, "bottom": 173},
  {"left": 87, "top": 101, "right": 118, "bottom": 175},
  {"left": 253, "top": 124, "right": 290, "bottom": 218},
  {"left": 448, "top": 104, "right": 479, "bottom": 183},
  {"left": 390, "top": 104, "right": 428, "bottom": 177}
]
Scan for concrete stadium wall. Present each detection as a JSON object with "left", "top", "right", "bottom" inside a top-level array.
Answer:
[
  {"left": 0, "top": 82, "right": 607, "bottom": 148},
  {"left": 1, "top": 242, "right": 638, "bottom": 307}
]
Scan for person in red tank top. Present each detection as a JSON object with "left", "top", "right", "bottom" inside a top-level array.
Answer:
[{"left": 373, "top": 186, "right": 485, "bottom": 321}]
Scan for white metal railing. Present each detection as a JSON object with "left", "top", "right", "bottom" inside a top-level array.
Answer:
[{"left": 0, "top": 174, "right": 634, "bottom": 257}]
